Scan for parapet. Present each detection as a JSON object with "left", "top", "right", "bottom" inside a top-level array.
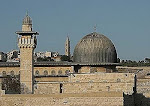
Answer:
[{"left": 69, "top": 73, "right": 135, "bottom": 83}]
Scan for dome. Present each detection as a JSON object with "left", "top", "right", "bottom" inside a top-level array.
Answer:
[
  {"left": 22, "top": 15, "right": 32, "bottom": 25},
  {"left": 73, "top": 32, "right": 117, "bottom": 63}
]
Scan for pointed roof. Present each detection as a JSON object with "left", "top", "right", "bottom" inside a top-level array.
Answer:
[
  {"left": 22, "top": 13, "right": 32, "bottom": 25},
  {"left": 66, "top": 36, "right": 70, "bottom": 41}
]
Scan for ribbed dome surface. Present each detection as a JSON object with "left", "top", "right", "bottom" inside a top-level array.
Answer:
[
  {"left": 23, "top": 15, "right": 32, "bottom": 25},
  {"left": 73, "top": 32, "right": 117, "bottom": 63}
]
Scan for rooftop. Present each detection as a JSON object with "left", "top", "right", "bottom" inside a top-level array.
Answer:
[{"left": 0, "top": 61, "right": 119, "bottom": 67}]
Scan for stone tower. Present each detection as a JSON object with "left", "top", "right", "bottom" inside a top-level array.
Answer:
[
  {"left": 16, "top": 14, "right": 39, "bottom": 94},
  {"left": 65, "top": 36, "right": 70, "bottom": 57}
]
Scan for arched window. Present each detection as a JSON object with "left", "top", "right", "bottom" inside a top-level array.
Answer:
[
  {"left": 58, "top": 70, "right": 62, "bottom": 75},
  {"left": 51, "top": 70, "right": 56, "bottom": 76},
  {"left": 10, "top": 71, "right": 14, "bottom": 76},
  {"left": 2, "top": 71, "right": 6, "bottom": 76},
  {"left": 147, "top": 73, "right": 150, "bottom": 76},
  {"left": 65, "top": 70, "right": 70, "bottom": 75},
  {"left": 35, "top": 70, "right": 39, "bottom": 76},
  {"left": 44, "top": 70, "right": 48, "bottom": 76},
  {"left": 117, "top": 78, "right": 121, "bottom": 83}
]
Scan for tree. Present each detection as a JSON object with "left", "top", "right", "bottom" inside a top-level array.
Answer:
[
  {"left": 120, "top": 59, "right": 150, "bottom": 67},
  {"left": 37, "top": 57, "right": 53, "bottom": 62},
  {"left": 2, "top": 75, "right": 20, "bottom": 94},
  {"left": 61, "top": 55, "right": 70, "bottom": 61},
  {"left": 145, "top": 58, "right": 150, "bottom": 63}
]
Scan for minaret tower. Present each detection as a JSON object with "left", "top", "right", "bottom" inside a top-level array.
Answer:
[
  {"left": 16, "top": 14, "right": 39, "bottom": 94},
  {"left": 65, "top": 36, "right": 70, "bottom": 57}
]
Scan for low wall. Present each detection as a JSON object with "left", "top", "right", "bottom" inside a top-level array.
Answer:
[
  {"left": 34, "top": 82, "right": 60, "bottom": 94},
  {"left": 69, "top": 73, "right": 135, "bottom": 83},
  {"left": 137, "top": 79, "right": 150, "bottom": 94},
  {"left": 0, "top": 92, "right": 123, "bottom": 106},
  {"left": 34, "top": 73, "right": 135, "bottom": 95},
  {"left": 63, "top": 82, "right": 134, "bottom": 95}
]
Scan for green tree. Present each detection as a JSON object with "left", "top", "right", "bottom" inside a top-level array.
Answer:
[
  {"left": 61, "top": 55, "right": 70, "bottom": 61},
  {"left": 37, "top": 57, "right": 53, "bottom": 62},
  {"left": 2, "top": 75, "right": 20, "bottom": 94}
]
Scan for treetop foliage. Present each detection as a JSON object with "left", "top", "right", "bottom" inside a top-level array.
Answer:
[{"left": 119, "top": 58, "right": 150, "bottom": 67}]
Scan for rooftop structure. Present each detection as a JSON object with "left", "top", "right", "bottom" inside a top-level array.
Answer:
[{"left": 73, "top": 32, "right": 117, "bottom": 63}]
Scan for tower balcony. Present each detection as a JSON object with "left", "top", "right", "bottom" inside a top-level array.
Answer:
[
  {"left": 18, "top": 36, "right": 37, "bottom": 48},
  {"left": 16, "top": 31, "right": 39, "bottom": 36}
]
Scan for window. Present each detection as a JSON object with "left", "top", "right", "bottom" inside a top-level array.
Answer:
[
  {"left": 147, "top": 73, "right": 150, "bottom": 76},
  {"left": 10, "top": 71, "right": 14, "bottom": 76},
  {"left": 58, "top": 70, "right": 62, "bottom": 75},
  {"left": 35, "top": 70, "right": 39, "bottom": 76},
  {"left": 51, "top": 70, "right": 56, "bottom": 76},
  {"left": 60, "top": 83, "right": 63, "bottom": 93},
  {"left": 44, "top": 70, "right": 48, "bottom": 76},
  {"left": 65, "top": 70, "right": 70, "bottom": 75},
  {"left": 117, "top": 78, "right": 121, "bottom": 83},
  {"left": 2, "top": 71, "right": 6, "bottom": 76}
]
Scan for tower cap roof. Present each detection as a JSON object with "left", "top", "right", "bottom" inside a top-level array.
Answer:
[{"left": 22, "top": 14, "right": 32, "bottom": 25}]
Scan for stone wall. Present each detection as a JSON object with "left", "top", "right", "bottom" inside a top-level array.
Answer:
[
  {"left": 78, "top": 66, "right": 107, "bottom": 73},
  {"left": 117, "top": 66, "right": 150, "bottom": 78},
  {"left": 35, "top": 77, "right": 68, "bottom": 82},
  {"left": 0, "top": 67, "right": 20, "bottom": 76},
  {"left": 66, "top": 73, "right": 135, "bottom": 95},
  {"left": 0, "top": 66, "right": 73, "bottom": 76},
  {"left": 34, "top": 82, "right": 60, "bottom": 94},
  {"left": 78, "top": 66, "right": 91, "bottom": 73},
  {"left": 34, "top": 73, "right": 135, "bottom": 95},
  {"left": 69, "top": 73, "right": 135, "bottom": 83},
  {"left": 137, "top": 79, "right": 150, "bottom": 94},
  {"left": 34, "top": 66, "right": 73, "bottom": 76},
  {"left": 35, "top": 81, "right": 134, "bottom": 94},
  {"left": 0, "top": 92, "right": 123, "bottom": 106},
  {"left": 136, "top": 77, "right": 150, "bottom": 105},
  {"left": 63, "top": 82, "right": 134, "bottom": 94}
]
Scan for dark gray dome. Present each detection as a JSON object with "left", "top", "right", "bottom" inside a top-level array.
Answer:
[
  {"left": 73, "top": 32, "right": 117, "bottom": 63},
  {"left": 23, "top": 15, "right": 32, "bottom": 25}
]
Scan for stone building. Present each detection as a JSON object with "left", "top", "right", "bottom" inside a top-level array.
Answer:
[
  {"left": 0, "top": 52, "right": 7, "bottom": 62},
  {"left": 16, "top": 13, "right": 39, "bottom": 94},
  {"left": 0, "top": 14, "right": 150, "bottom": 106},
  {"left": 7, "top": 50, "right": 20, "bottom": 62}
]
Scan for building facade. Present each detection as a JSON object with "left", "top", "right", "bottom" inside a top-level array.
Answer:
[{"left": 0, "top": 14, "right": 150, "bottom": 106}]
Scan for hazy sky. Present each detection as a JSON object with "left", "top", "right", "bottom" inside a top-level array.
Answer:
[{"left": 0, "top": 0, "right": 150, "bottom": 61}]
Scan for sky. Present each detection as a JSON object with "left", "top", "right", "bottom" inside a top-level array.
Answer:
[{"left": 0, "top": 0, "right": 150, "bottom": 61}]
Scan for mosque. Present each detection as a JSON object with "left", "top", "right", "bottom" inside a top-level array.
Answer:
[{"left": 0, "top": 14, "right": 149, "bottom": 106}]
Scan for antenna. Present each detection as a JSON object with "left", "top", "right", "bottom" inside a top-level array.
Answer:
[
  {"left": 67, "top": 34, "right": 69, "bottom": 40},
  {"left": 26, "top": 10, "right": 29, "bottom": 16},
  {"left": 94, "top": 24, "right": 97, "bottom": 32}
]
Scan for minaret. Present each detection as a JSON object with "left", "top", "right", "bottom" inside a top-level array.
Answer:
[
  {"left": 16, "top": 14, "right": 39, "bottom": 94},
  {"left": 65, "top": 36, "right": 70, "bottom": 57}
]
